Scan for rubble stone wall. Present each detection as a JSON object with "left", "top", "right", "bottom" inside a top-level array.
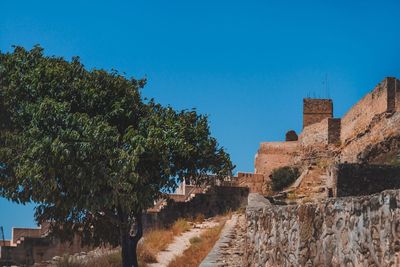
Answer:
[{"left": 246, "top": 191, "right": 400, "bottom": 267}]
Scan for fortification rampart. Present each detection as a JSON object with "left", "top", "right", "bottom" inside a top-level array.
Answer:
[
  {"left": 300, "top": 118, "right": 329, "bottom": 146},
  {"left": 340, "top": 109, "right": 400, "bottom": 163},
  {"left": 246, "top": 190, "right": 400, "bottom": 266},
  {"left": 396, "top": 78, "right": 400, "bottom": 111},
  {"left": 255, "top": 142, "right": 298, "bottom": 173},
  {"left": 341, "top": 78, "right": 397, "bottom": 145},
  {"left": 299, "top": 118, "right": 341, "bottom": 146},
  {"left": 237, "top": 77, "right": 400, "bottom": 196},
  {"left": 236, "top": 172, "right": 264, "bottom": 193}
]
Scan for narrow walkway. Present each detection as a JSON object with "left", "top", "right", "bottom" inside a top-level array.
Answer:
[
  {"left": 200, "top": 213, "right": 246, "bottom": 267},
  {"left": 147, "top": 220, "right": 219, "bottom": 267}
]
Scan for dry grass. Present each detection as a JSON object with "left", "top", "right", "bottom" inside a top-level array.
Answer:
[
  {"left": 138, "top": 218, "right": 192, "bottom": 264},
  {"left": 167, "top": 219, "right": 227, "bottom": 267},
  {"left": 56, "top": 217, "right": 195, "bottom": 267},
  {"left": 137, "top": 229, "right": 173, "bottom": 263},
  {"left": 171, "top": 218, "right": 191, "bottom": 235}
]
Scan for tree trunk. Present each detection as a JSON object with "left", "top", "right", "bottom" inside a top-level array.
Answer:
[
  {"left": 131, "top": 211, "right": 143, "bottom": 267},
  {"left": 120, "top": 211, "right": 143, "bottom": 267}
]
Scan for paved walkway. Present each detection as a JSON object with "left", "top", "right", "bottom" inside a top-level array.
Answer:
[
  {"left": 200, "top": 213, "right": 246, "bottom": 267},
  {"left": 147, "top": 220, "right": 219, "bottom": 267}
]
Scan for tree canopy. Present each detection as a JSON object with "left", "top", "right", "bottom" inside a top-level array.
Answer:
[{"left": 0, "top": 46, "right": 233, "bottom": 266}]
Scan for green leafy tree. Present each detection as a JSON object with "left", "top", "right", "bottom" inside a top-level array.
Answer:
[{"left": 0, "top": 46, "right": 233, "bottom": 267}]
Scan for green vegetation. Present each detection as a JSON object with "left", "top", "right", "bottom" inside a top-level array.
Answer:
[
  {"left": 0, "top": 46, "right": 233, "bottom": 267},
  {"left": 270, "top": 166, "right": 300, "bottom": 191}
]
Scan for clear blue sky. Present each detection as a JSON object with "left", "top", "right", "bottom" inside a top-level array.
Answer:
[{"left": 1, "top": 0, "right": 399, "bottom": 238}]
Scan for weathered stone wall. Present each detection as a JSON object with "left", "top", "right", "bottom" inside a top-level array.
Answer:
[
  {"left": 299, "top": 118, "right": 329, "bottom": 146},
  {"left": 254, "top": 141, "right": 298, "bottom": 194},
  {"left": 246, "top": 191, "right": 400, "bottom": 267},
  {"left": 335, "top": 164, "right": 400, "bottom": 197},
  {"left": 237, "top": 172, "right": 264, "bottom": 193},
  {"left": 254, "top": 142, "right": 298, "bottom": 175},
  {"left": 12, "top": 227, "right": 43, "bottom": 243},
  {"left": 299, "top": 118, "right": 341, "bottom": 147},
  {"left": 328, "top": 118, "right": 341, "bottom": 144},
  {"left": 340, "top": 111, "right": 400, "bottom": 163},
  {"left": 303, "top": 98, "right": 333, "bottom": 128},
  {"left": 341, "top": 78, "right": 394, "bottom": 145},
  {"left": 396, "top": 78, "right": 400, "bottom": 111},
  {"left": 144, "top": 186, "right": 249, "bottom": 229}
]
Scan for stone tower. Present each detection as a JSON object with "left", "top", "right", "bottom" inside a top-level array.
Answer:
[{"left": 303, "top": 98, "right": 333, "bottom": 129}]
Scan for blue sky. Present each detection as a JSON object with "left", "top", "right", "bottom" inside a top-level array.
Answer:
[{"left": 1, "top": 0, "right": 400, "bottom": 238}]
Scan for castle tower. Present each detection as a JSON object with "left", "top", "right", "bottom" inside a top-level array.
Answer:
[{"left": 303, "top": 98, "right": 333, "bottom": 128}]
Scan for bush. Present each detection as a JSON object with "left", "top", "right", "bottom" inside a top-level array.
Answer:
[{"left": 270, "top": 166, "right": 300, "bottom": 192}]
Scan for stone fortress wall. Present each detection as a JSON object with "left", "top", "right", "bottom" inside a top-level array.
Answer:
[
  {"left": 251, "top": 77, "right": 400, "bottom": 195},
  {"left": 246, "top": 190, "right": 400, "bottom": 267},
  {"left": 254, "top": 141, "right": 298, "bottom": 194},
  {"left": 340, "top": 78, "right": 392, "bottom": 144},
  {"left": 340, "top": 77, "right": 400, "bottom": 162},
  {"left": 243, "top": 77, "right": 400, "bottom": 266}
]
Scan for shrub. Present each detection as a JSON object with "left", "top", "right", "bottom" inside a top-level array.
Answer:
[{"left": 270, "top": 166, "right": 300, "bottom": 192}]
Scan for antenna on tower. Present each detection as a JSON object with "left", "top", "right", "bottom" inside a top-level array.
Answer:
[{"left": 325, "top": 74, "right": 330, "bottom": 98}]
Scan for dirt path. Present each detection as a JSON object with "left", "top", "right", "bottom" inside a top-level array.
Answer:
[
  {"left": 147, "top": 220, "right": 219, "bottom": 267},
  {"left": 200, "top": 213, "right": 246, "bottom": 267}
]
